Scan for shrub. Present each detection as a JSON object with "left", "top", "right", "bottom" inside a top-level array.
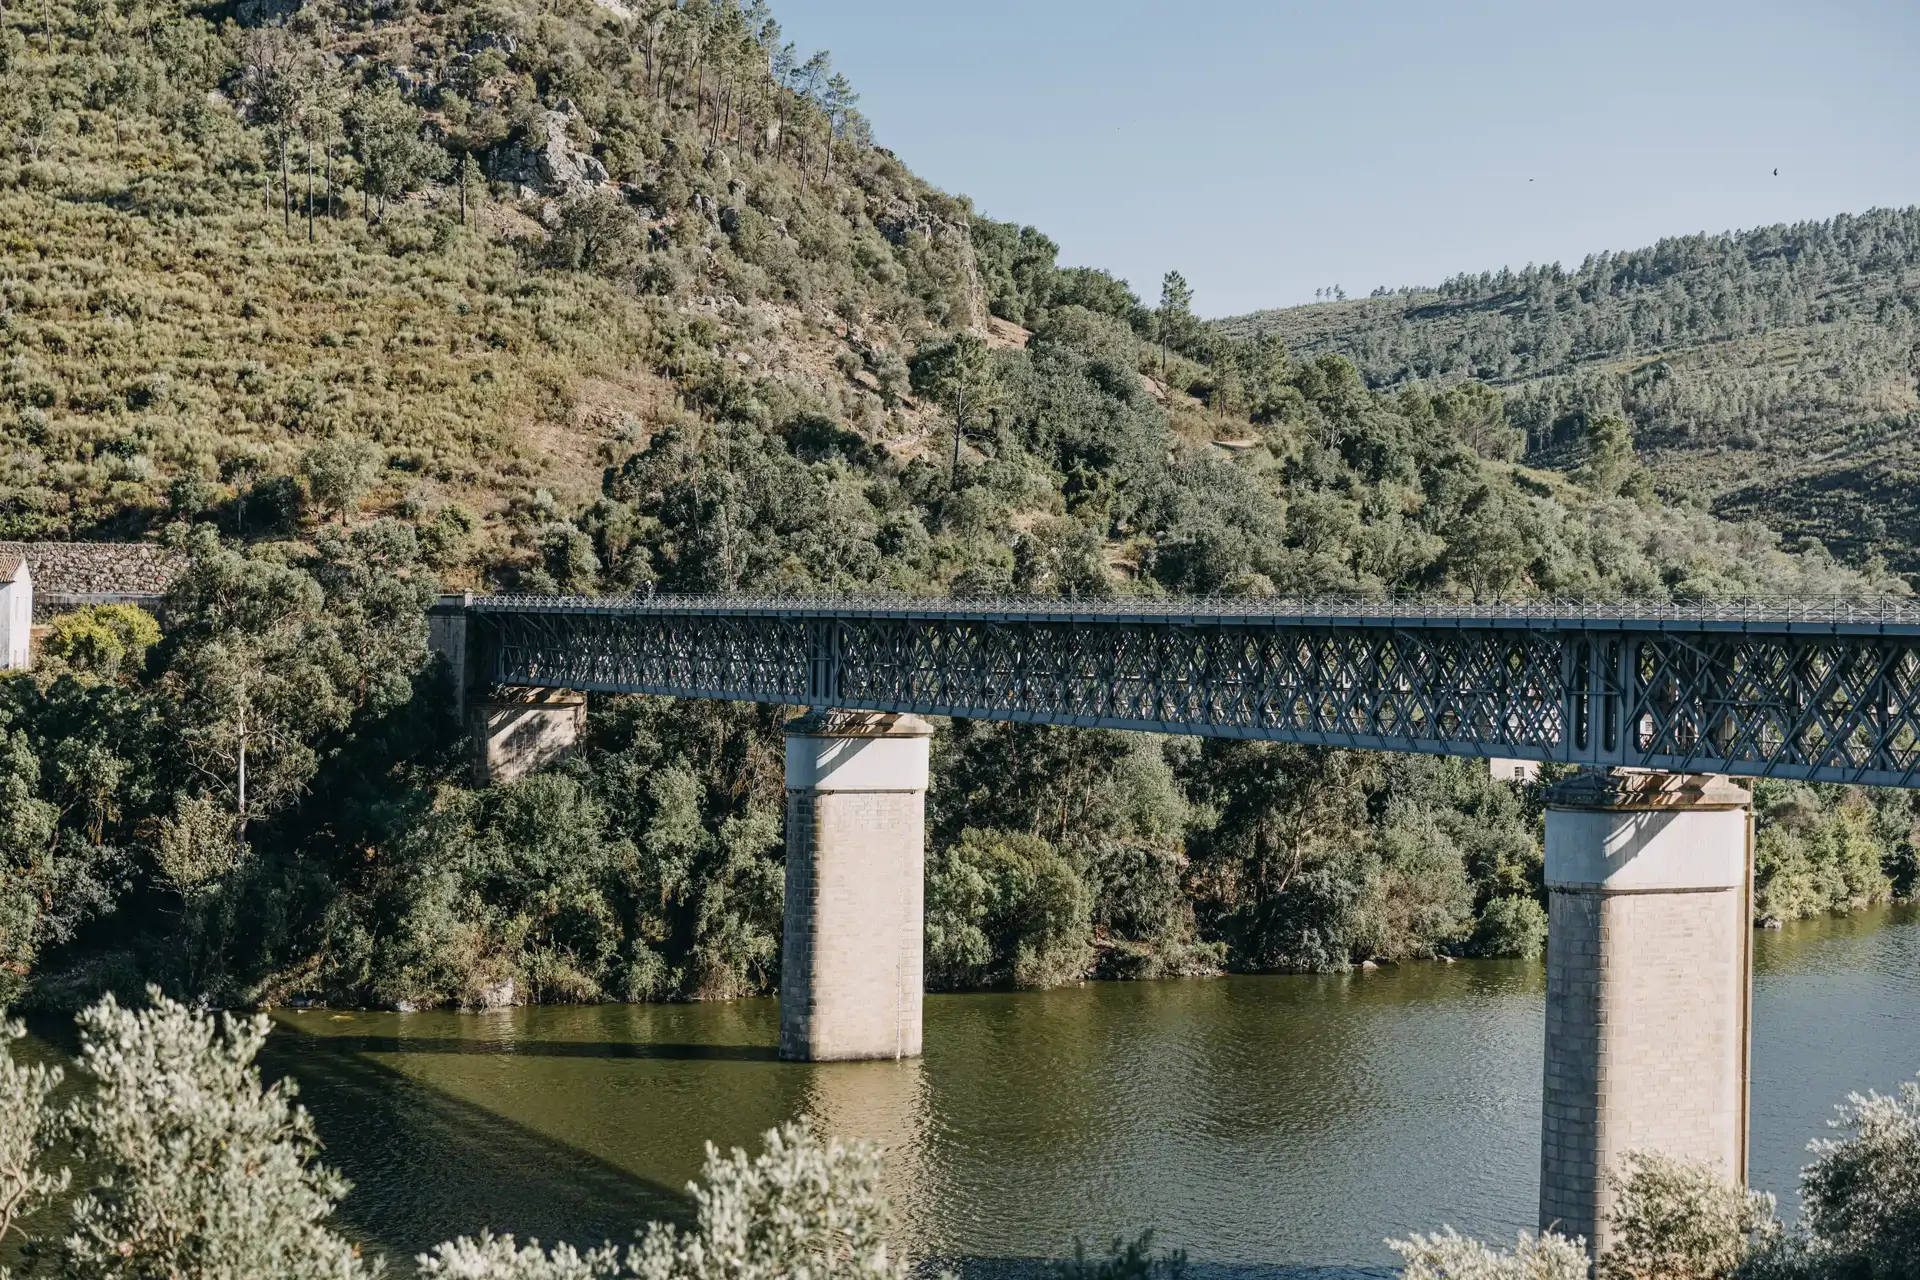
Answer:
[
  {"left": 1778, "top": 1074, "right": 1920, "bottom": 1280},
  {"left": 62, "top": 990, "right": 372, "bottom": 1280},
  {"left": 0, "top": 1020, "right": 69, "bottom": 1256},
  {"left": 300, "top": 438, "right": 385, "bottom": 525},
  {"left": 1389, "top": 1228, "right": 1589, "bottom": 1280},
  {"left": 925, "top": 827, "right": 1092, "bottom": 990},
  {"left": 1598, "top": 1151, "right": 1774, "bottom": 1280},
  {"left": 1471, "top": 894, "right": 1549, "bottom": 958},
  {"left": 544, "top": 192, "right": 647, "bottom": 277},
  {"left": 418, "top": 1121, "right": 906, "bottom": 1280},
  {"left": 41, "top": 603, "right": 162, "bottom": 682}
]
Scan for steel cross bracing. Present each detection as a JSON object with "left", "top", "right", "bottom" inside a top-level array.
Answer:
[{"left": 465, "top": 594, "right": 1920, "bottom": 788}]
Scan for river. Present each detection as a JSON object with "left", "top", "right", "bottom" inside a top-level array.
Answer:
[{"left": 20, "top": 905, "right": 1920, "bottom": 1275}]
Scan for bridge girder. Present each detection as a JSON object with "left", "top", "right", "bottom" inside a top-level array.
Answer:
[{"left": 465, "top": 598, "right": 1920, "bottom": 788}]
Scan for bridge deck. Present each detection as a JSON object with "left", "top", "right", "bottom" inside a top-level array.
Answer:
[{"left": 457, "top": 594, "right": 1920, "bottom": 788}]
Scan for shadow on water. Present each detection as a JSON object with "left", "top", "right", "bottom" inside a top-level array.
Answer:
[
  {"left": 280, "top": 1034, "right": 780, "bottom": 1063},
  {"left": 259, "top": 1025, "right": 694, "bottom": 1269}
]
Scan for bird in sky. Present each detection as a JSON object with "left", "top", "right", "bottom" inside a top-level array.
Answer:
[{"left": 1774, "top": 168, "right": 1779, "bottom": 176}]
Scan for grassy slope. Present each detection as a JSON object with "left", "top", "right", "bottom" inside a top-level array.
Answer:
[{"left": 0, "top": 0, "right": 975, "bottom": 576}]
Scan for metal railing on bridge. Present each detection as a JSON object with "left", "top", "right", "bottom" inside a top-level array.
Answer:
[{"left": 459, "top": 593, "right": 1920, "bottom": 788}]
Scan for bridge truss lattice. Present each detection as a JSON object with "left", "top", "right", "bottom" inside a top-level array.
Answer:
[{"left": 465, "top": 595, "right": 1920, "bottom": 787}]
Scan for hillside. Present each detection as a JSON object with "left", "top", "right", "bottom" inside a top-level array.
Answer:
[
  {"left": 0, "top": 0, "right": 1899, "bottom": 602},
  {"left": 0, "top": 0, "right": 1913, "bottom": 1014},
  {"left": 1221, "top": 212, "right": 1920, "bottom": 573}
]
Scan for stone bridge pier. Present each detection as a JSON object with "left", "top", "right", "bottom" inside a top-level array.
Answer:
[
  {"left": 779, "top": 710, "right": 933, "bottom": 1062},
  {"left": 1540, "top": 769, "right": 1753, "bottom": 1254}
]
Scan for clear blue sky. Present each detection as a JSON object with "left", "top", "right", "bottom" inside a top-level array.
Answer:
[{"left": 772, "top": 0, "right": 1920, "bottom": 317}]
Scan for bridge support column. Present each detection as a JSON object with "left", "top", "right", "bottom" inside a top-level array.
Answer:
[
  {"left": 780, "top": 710, "right": 933, "bottom": 1062},
  {"left": 1540, "top": 770, "right": 1753, "bottom": 1254},
  {"left": 470, "top": 688, "right": 586, "bottom": 786},
  {"left": 427, "top": 592, "right": 474, "bottom": 724}
]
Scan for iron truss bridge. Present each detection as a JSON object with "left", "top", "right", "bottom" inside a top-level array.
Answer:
[{"left": 459, "top": 593, "right": 1920, "bottom": 787}]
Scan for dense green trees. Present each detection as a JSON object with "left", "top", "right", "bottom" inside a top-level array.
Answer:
[
  {"left": 1753, "top": 781, "right": 1910, "bottom": 923},
  {"left": 0, "top": 277, "right": 1914, "bottom": 1006},
  {"left": 325, "top": 697, "right": 787, "bottom": 1006}
]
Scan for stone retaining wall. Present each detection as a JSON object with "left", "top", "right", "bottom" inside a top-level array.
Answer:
[{"left": 0, "top": 542, "right": 182, "bottom": 622}]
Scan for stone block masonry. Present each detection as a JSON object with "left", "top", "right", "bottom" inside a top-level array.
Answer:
[
  {"left": 1540, "top": 770, "right": 1752, "bottom": 1255},
  {"left": 780, "top": 710, "right": 932, "bottom": 1062},
  {"left": 0, "top": 542, "right": 180, "bottom": 621},
  {"left": 470, "top": 687, "right": 587, "bottom": 786},
  {"left": 427, "top": 593, "right": 473, "bottom": 723}
]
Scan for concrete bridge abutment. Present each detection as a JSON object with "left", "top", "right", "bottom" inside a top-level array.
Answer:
[
  {"left": 428, "top": 593, "right": 588, "bottom": 786},
  {"left": 1539, "top": 769, "right": 1753, "bottom": 1254},
  {"left": 779, "top": 710, "right": 933, "bottom": 1062}
]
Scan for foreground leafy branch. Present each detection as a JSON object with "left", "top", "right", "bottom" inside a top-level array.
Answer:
[{"left": 0, "top": 1021, "right": 67, "bottom": 1270}]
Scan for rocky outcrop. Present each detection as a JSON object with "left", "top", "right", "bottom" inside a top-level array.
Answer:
[
  {"left": 494, "top": 102, "right": 608, "bottom": 198},
  {"left": 872, "top": 196, "right": 966, "bottom": 249}
]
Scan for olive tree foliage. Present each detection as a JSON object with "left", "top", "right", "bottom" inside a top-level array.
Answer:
[
  {"left": 0, "top": 1022, "right": 68, "bottom": 1270},
  {"left": 1598, "top": 1152, "right": 1776, "bottom": 1280},
  {"left": 1389, "top": 1229, "right": 1589, "bottom": 1280},
  {"left": 300, "top": 439, "right": 384, "bottom": 525},
  {"left": 417, "top": 1122, "right": 906, "bottom": 1280},
  {"left": 62, "top": 990, "right": 374, "bottom": 1280},
  {"left": 1745, "top": 1075, "right": 1920, "bottom": 1280}
]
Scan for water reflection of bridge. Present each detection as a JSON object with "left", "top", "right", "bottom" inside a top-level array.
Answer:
[{"left": 429, "top": 593, "right": 1920, "bottom": 1253}]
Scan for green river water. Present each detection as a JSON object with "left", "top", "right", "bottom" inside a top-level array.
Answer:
[{"left": 19, "top": 904, "right": 1920, "bottom": 1275}]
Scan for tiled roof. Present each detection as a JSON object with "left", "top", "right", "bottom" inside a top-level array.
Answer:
[
  {"left": 0, "top": 542, "right": 181, "bottom": 595},
  {"left": 0, "top": 552, "right": 23, "bottom": 582}
]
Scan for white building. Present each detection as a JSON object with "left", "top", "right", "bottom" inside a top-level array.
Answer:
[
  {"left": 0, "top": 552, "right": 30, "bottom": 670},
  {"left": 1488, "top": 757, "right": 1539, "bottom": 783}
]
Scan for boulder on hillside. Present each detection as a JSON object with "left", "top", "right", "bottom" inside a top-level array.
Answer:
[
  {"left": 495, "top": 104, "right": 608, "bottom": 197},
  {"left": 873, "top": 196, "right": 966, "bottom": 249}
]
